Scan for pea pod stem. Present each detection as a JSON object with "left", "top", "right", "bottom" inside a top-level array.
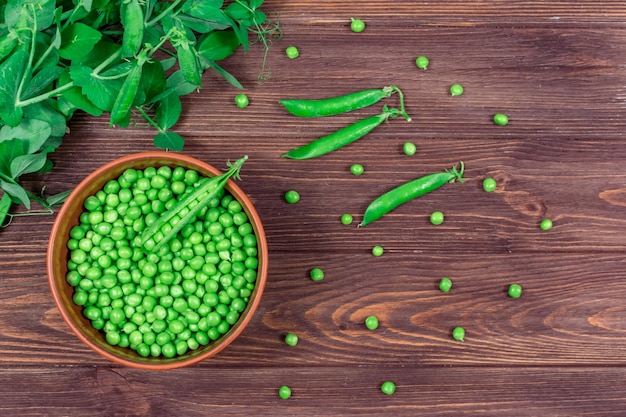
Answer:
[
  {"left": 279, "top": 85, "right": 411, "bottom": 121},
  {"left": 359, "top": 162, "right": 465, "bottom": 227},
  {"left": 140, "top": 156, "right": 248, "bottom": 252},
  {"left": 282, "top": 105, "right": 401, "bottom": 160}
]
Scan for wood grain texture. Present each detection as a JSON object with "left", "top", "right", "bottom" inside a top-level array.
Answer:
[{"left": 3, "top": 1, "right": 626, "bottom": 415}]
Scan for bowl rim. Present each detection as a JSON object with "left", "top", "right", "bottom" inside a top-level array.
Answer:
[{"left": 46, "top": 151, "right": 268, "bottom": 370}]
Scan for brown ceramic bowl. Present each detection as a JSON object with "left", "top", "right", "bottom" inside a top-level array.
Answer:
[{"left": 47, "top": 152, "right": 268, "bottom": 370}]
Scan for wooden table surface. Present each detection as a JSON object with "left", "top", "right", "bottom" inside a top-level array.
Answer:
[{"left": 3, "top": 1, "right": 626, "bottom": 415}]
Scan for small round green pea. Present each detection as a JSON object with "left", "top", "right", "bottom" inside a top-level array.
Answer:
[
  {"left": 449, "top": 83, "right": 464, "bottom": 96},
  {"left": 493, "top": 113, "right": 509, "bottom": 126},
  {"left": 285, "top": 46, "right": 299, "bottom": 59},
  {"left": 235, "top": 93, "right": 249, "bottom": 108},
  {"left": 341, "top": 213, "right": 353, "bottom": 225},
  {"left": 540, "top": 218, "right": 553, "bottom": 231},
  {"left": 508, "top": 283, "right": 523, "bottom": 299},
  {"left": 284, "top": 333, "right": 299, "bottom": 346},
  {"left": 350, "top": 163, "right": 364, "bottom": 176},
  {"left": 278, "top": 385, "right": 292, "bottom": 399},
  {"left": 415, "top": 55, "right": 429, "bottom": 70},
  {"left": 483, "top": 177, "right": 497, "bottom": 192},
  {"left": 439, "top": 277, "right": 452, "bottom": 293},
  {"left": 350, "top": 17, "right": 365, "bottom": 33},
  {"left": 430, "top": 211, "right": 444, "bottom": 225},
  {"left": 365, "top": 315, "right": 379, "bottom": 330},
  {"left": 452, "top": 326, "right": 465, "bottom": 342},
  {"left": 310, "top": 268, "right": 324, "bottom": 282},
  {"left": 284, "top": 190, "right": 300, "bottom": 204},
  {"left": 381, "top": 381, "right": 396, "bottom": 395},
  {"left": 403, "top": 142, "right": 417, "bottom": 156},
  {"left": 372, "top": 245, "right": 384, "bottom": 257}
]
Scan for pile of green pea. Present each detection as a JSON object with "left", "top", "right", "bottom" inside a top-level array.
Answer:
[{"left": 65, "top": 165, "right": 259, "bottom": 359}]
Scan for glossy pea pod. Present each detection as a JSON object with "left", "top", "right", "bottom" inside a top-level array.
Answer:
[
  {"left": 279, "top": 85, "right": 409, "bottom": 118},
  {"left": 109, "top": 52, "right": 148, "bottom": 126},
  {"left": 140, "top": 155, "right": 248, "bottom": 252},
  {"left": 120, "top": 0, "right": 145, "bottom": 58},
  {"left": 359, "top": 162, "right": 466, "bottom": 227},
  {"left": 282, "top": 106, "right": 402, "bottom": 160}
]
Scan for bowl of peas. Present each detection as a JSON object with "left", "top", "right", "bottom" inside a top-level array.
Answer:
[{"left": 46, "top": 152, "right": 268, "bottom": 370}]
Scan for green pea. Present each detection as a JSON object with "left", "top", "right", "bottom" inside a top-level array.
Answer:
[
  {"left": 350, "top": 17, "right": 365, "bottom": 33},
  {"left": 278, "top": 385, "right": 292, "bottom": 399},
  {"left": 309, "top": 268, "right": 324, "bottom": 282},
  {"left": 365, "top": 315, "right": 379, "bottom": 330},
  {"left": 493, "top": 113, "right": 509, "bottom": 126},
  {"left": 285, "top": 46, "right": 299, "bottom": 59},
  {"left": 340, "top": 213, "right": 353, "bottom": 225},
  {"left": 284, "top": 333, "right": 298, "bottom": 346},
  {"left": 483, "top": 177, "right": 497, "bottom": 192},
  {"left": 284, "top": 190, "right": 300, "bottom": 204},
  {"left": 415, "top": 56, "right": 429, "bottom": 70},
  {"left": 449, "top": 83, "right": 464, "bottom": 96},
  {"left": 452, "top": 326, "right": 465, "bottom": 342},
  {"left": 372, "top": 245, "right": 384, "bottom": 257},
  {"left": 350, "top": 163, "right": 364, "bottom": 176},
  {"left": 403, "top": 142, "right": 417, "bottom": 156},
  {"left": 508, "top": 283, "right": 523, "bottom": 298},
  {"left": 430, "top": 211, "right": 444, "bottom": 225},
  {"left": 439, "top": 277, "right": 452, "bottom": 292},
  {"left": 235, "top": 93, "right": 249, "bottom": 108},
  {"left": 381, "top": 381, "right": 396, "bottom": 395},
  {"left": 540, "top": 218, "right": 553, "bottom": 230}
]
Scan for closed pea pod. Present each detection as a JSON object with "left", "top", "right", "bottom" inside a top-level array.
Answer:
[
  {"left": 279, "top": 85, "right": 409, "bottom": 118},
  {"left": 120, "top": 0, "right": 144, "bottom": 58},
  {"left": 282, "top": 106, "right": 402, "bottom": 160},
  {"left": 109, "top": 51, "right": 148, "bottom": 126},
  {"left": 360, "top": 162, "right": 466, "bottom": 227}
]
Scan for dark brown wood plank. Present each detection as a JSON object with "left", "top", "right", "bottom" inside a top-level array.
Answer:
[{"left": 0, "top": 366, "right": 624, "bottom": 416}]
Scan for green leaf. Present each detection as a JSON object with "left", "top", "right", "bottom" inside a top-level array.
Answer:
[
  {"left": 45, "top": 189, "right": 70, "bottom": 206},
  {"left": 178, "top": 14, "right": 230, "bottom": 33},
  {"left": 22, "top": 65, "right": 64, "bottom": 100},
  {"left": 0, "top": 192, "right": 12, "bottom": 227},
  {"left": 0, "top": 48, "right": 27, "bottom": 123},
  {"left": 23, "top": 102, "right": 67, "bottom": 138},
  {"left": 155, "top": 90, "right": 181, "bottom": 130},
  {"left": 165, "top": 70, "right": 198, "bottom": 97},
  {"left": 198, "top": 29, "right": 240, "bottom": 61},
  {"left": 10, "top": 152, "right": 48, "bottom": 178},
  {"left": 59, "top": 22, "right": 103, "bottom": 60},
  {"left": 73, "top": 40, "right": 119, "bottom": 67},
  {"left": 70, "top": 65, "right": 123, "bottom": 112},
  {"left": 0, "top": 139, "right": 25, "bottom": 176},
  {"left": 5, "top": 0, "right": 56, "bottom": 31},
  {"left": 0, "top": 118, "right": 52, "bottom": 153},
  {"left": 182, "top": 0, "right": 230, "bottom": 25},
  {"left": 204, "top": 60, "right": 242, "bottom": 89},
  {"left": 154, "top": 131, "right": 184, "bottom": 151},
  {"left": 58, "top": 70, "right": 103, "bottom": 116},
  {"left": 224, "top": 2, "right": 252, "bottom": 20},
  {"left": 0, "top": 178, "right": 30, "bottom": 209},
  {"left": 140, "top": 60, "right": 166, "bottom": 104},
  {"left": 248, "top": 0, "right": 264, "bottom": 9}
]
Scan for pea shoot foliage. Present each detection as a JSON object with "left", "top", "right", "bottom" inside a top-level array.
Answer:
[{"left": 0, "top": 0, "right": 280, "bottom": 228}]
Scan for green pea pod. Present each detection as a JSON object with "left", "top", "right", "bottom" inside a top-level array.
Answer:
[
  {"left": 109, "top": 61, "right": 143, "bottom": 126},
  {"left": 140, "top": 156, "right": 248, "bottom": 252},
  {"left": 360, "top": 162, "right": 466, "bottom": 227},
  {"left": 279, "top": 86, "right": 399, "bottom": 117},
  {"left": 176, "top": 43, "right": 202, "bottom": 87},
  {"left": 282, "top": 106, "right": 401, "bottom": 160},
  {"left": 120, "top": 0, "right": 144, "bottom": 58}
]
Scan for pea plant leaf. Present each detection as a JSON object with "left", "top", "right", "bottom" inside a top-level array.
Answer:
[
  {"left": 45, "top": 189, "right": 71, "bottom": 206},
  {"left": 0, "top": 118, "right": 52, "bottom": 154},
  {"left": 140, "top": 60, "right": 167, "bottom": 104},
  {"left": 22, "top": 65, "right": 65, "bottom": 100},
  {"left": 155, "top": 89, "right": 181, "bottom": 130},
  {"left": 0, "top": 178, "right": 30, "bottom": 209},
  {"left": 10, "top": 152, "right": 49, "bottom": 178},
  {"left": 248, "top": 0, "right": 264, "bottom": 9},
  {"left": 57, "top": 70, "right": 103, "bottom": 116},
  {"left": 0, "top": 192, "right": 12, "bottom": 227},
  {"left": 154, "top": 131, "right": 184, "bottom": 151},
  {"left": 202, "top": 59, "right": 242, "bottom": 90},
  {"left": 0, "top": 139, "right": 25, "bottom": 177},
  {"left": 0, "top": 48, "right": 28, "bottom": 125},
  {"left": 70, "top": 65, "right": 123, "bottom": 112},
  {"left": 59, "top": 22, "right": 103, "bottom": 60},
  {"left": 197, "top": 29, "right": 240, "bottom": 61},
  {"left": 181, "top": 0, "right": 231, "bottom": 26}
]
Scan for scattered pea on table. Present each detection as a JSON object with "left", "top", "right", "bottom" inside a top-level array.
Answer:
[
  {"left": 350, "top": 17, "right": 365, "bottom": 32},
  {"left": 284, "top": 190, "right": 300, "bottom": 204},
  {"left": 403, "top": 142, "right": 417, "bottom": 156},
  {"left": 415, "top": 55, "right": 429, "bottom": 70},
  {"left": 483, "top": 177, "right": 497, "bottom": 192},
  {"left": 341, "top": 213, "right": 353, "bottom": 225},
  {"left": 278, "top": 385, "right": 292, "bottom": 399},
  {"left": 439, "top": 277, "right": 452, "bottom": 292},
  {"left": 452, "top": 326, "right": 465, "bottom": 342},
  {"left": 540, "top": 218, "right": 553, "bottom": 230},
  {"left": 350, "top": 163, "right": 364, "bottom": 176},
  {"left": 234, "top": 93, "right": 249, "bottom": 108},
  {"left": 372, "top": 245, "right": 384, "bottom": 257},
  {"left": 284, "top": 333, "right": 299, "bottom": 346},
  {"left": 430, "top": 211, "right": 444, "bottom": 225},
  {"left": 508, "top": 283, "right": 523, "bottom": 299},
  {"left": 493, "top": 113, "right": 509, "bottom": 126},
  {"left": 285, "top": 46, "right": 299, "bottom": 59},
  {"left": 365, "top": 315, "right": 379, "bottom": 330},
  {"left": 449, "top": 83, "right": 464, "bottom": 96},
  {"left": 381, "top": 381, "right": 396, "bottom": 395},
  {"left": 310, "top": 267, "right": 325, "bottom": 281}
]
